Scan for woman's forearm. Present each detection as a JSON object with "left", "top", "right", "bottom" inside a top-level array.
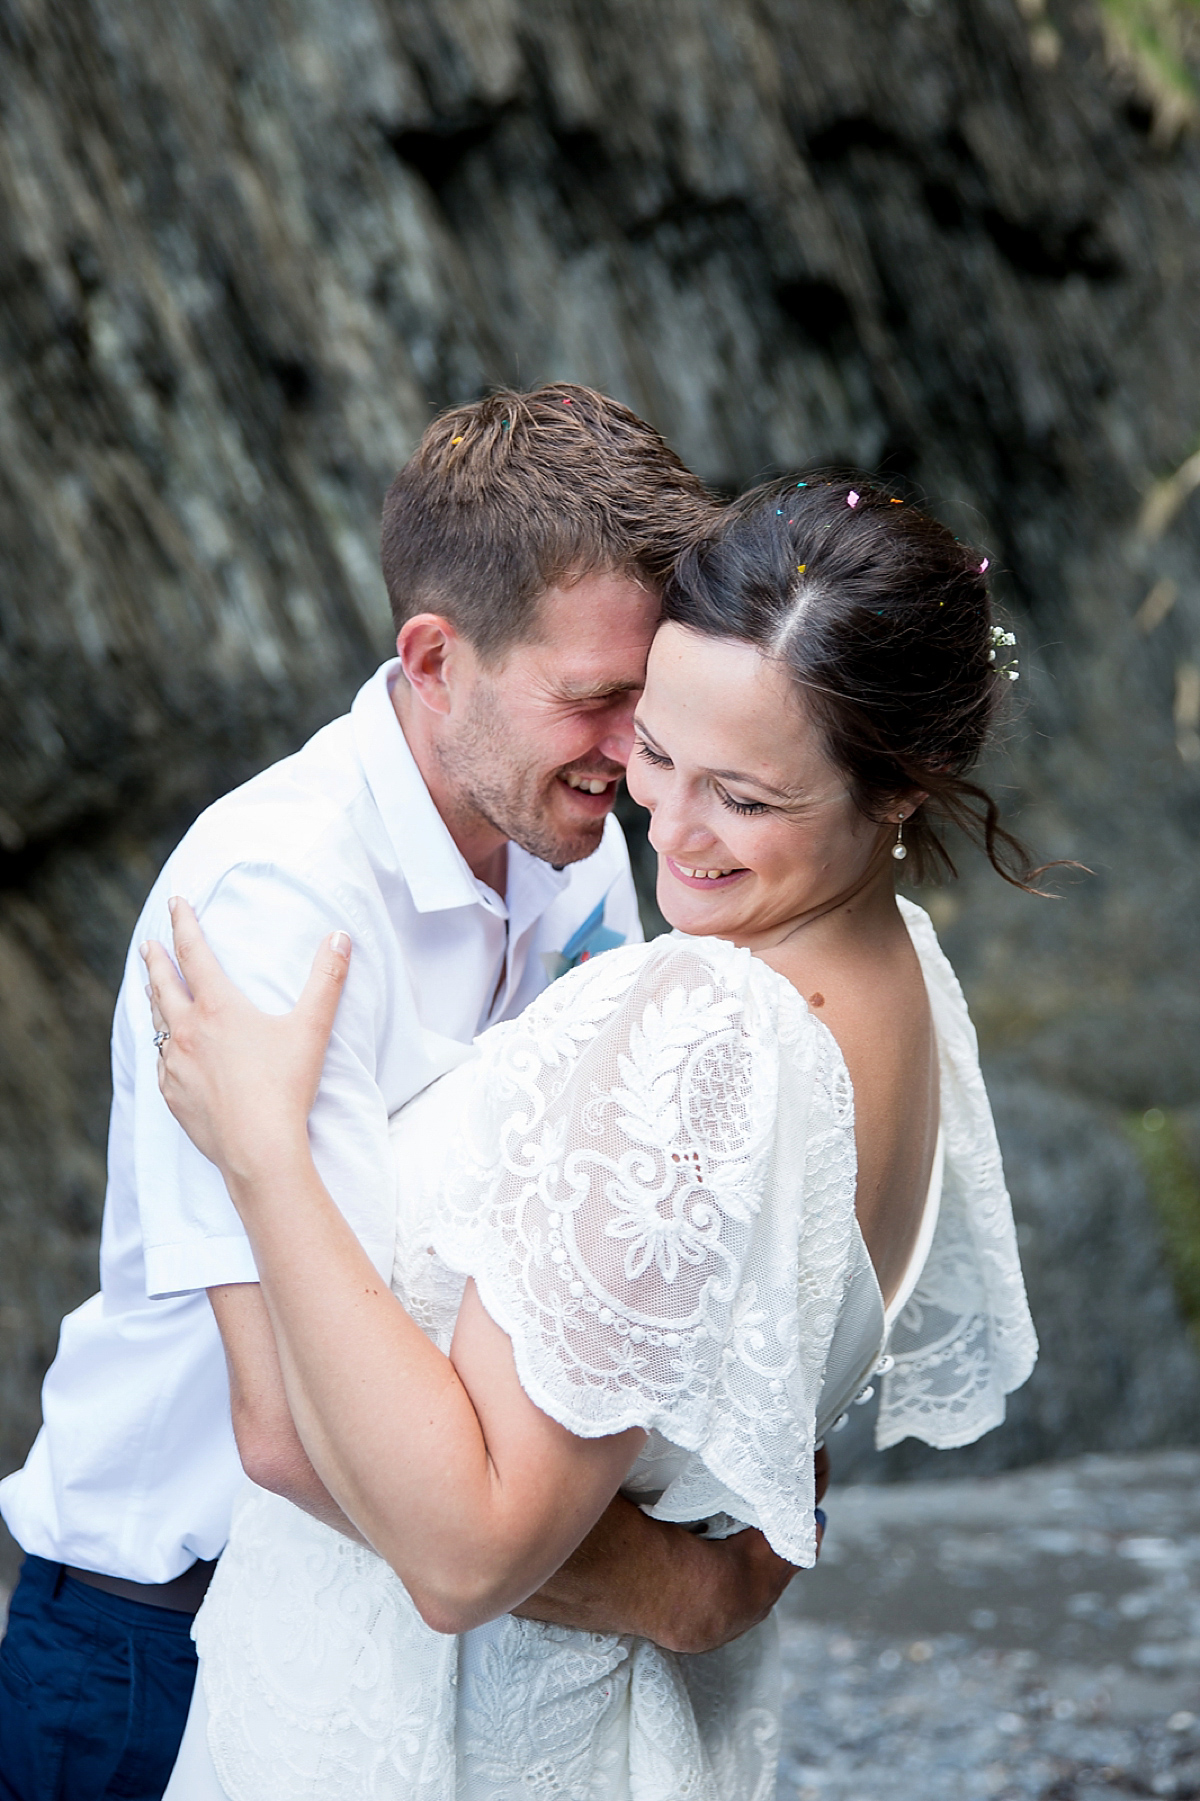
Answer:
[
  {"left": 142, "top": 910, "right": 644, "bottom": 1627},
  {"left": 226, "top": 1138, "right": 642, "bottom": 1632}
]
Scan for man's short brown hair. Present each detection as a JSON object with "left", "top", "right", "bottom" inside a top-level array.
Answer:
[{"left": 380, "top": 384, "right": 714, "bottom": 659}]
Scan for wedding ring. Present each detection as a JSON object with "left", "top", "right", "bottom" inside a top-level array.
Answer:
[{"left": 153, "top": 1029, "right": 171, "bottom": 1052}]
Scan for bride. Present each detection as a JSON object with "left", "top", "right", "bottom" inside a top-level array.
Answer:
[{"left": 148, "top": 477, "right": 1038, "bottom": 1801}]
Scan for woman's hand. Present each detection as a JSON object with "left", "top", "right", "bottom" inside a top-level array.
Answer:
[{"left": 140, "top": 898, "right": 351, "bottom": 1184}]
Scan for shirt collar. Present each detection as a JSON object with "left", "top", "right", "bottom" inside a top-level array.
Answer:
[
  {"left": 351, "top": 661, "right": 484, "bottom": 915},
  {"left": 504, "top": 839, "right": 571, "bottom": 936},
  {"left": 350, "top": 660, "right": 570, "bottom": 921}
]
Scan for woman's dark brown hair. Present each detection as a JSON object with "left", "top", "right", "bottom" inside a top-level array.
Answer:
[{"left": 662, "top": 476, "right": 1038, "bottom": 889}]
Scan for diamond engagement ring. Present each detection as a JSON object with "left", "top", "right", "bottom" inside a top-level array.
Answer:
[{"left": 153, "top": 1029, "right": 171, "bottom": 1052}]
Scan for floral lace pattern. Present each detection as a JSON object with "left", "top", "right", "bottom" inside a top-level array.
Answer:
[
  {"left": 196, "top": 1487, "right": 459, "bottom": 1800},
  {"left": 432, "top": 937, "right": 858, "bottom": 1569},
  {"left": 194, "top": 909, "right": 1035, "bottom": 1800}
]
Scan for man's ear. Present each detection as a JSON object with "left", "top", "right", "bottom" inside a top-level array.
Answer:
[{"left": 396, "top": 614, "right": 473, "bottom": 718}]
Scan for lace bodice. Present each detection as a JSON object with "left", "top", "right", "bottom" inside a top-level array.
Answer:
[{"left": 190, "top": 902, "right": 1036, "bottom": 1801}]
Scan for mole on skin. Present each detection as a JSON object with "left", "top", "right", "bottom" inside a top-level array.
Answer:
[{"left": 810, "top": 993, "right": 825, "bottom": 1008}]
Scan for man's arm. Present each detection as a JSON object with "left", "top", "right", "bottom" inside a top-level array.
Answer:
[
  {"left": 209, "top": 1281, "right": 814, "bottom": 1651},
  {"left": 208, "top": 1283, "right": 364, "bottom": 1541},
  {"left": 515, "top": 1444, "right": 829, "bottom": 1652},
  {"left": 512, "top": 1497, "right": 800, "bottom": 1654}
]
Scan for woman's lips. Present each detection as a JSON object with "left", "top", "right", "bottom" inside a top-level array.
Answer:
[{"left": 664, "top": 857, "right": 749, "bottom": 890}]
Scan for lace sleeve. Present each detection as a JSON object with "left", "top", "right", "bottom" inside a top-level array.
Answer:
[{"left": 432, "top": 935, "right": 859, "bottom": 1566}]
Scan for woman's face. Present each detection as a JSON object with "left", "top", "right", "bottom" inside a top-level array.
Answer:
[{"left": 626, "top": 623, "right": 891, "bottom": 949}]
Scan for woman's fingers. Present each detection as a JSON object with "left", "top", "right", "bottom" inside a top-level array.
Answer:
[
  {"left": 168, "top": 897, "right": 238, "bottom": 1007},
  {"left": 295, "top": 932, "right": 352, "bottom": 1043},
  {"left": 137, "top": 908, "right": 351, "bottom": 1171},
  {"left": 140, "top": 938, "right": 193, "bottom": 1034}
]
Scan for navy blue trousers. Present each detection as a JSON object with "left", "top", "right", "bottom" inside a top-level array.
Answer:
[{"left": 0, "top": 1556, "right": 197, "bottom": 1801}]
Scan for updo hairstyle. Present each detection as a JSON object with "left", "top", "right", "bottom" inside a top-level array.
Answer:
[{"left": 662, "top": 477, "right": 1036, "bottom": 889}]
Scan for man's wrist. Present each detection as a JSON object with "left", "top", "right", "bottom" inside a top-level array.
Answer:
[{"left": 644, "top": 1529, "right": 737, "bottom": 1656}]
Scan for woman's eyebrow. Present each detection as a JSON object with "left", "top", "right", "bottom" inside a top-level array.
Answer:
[
  {"left": 708, "top": 766, "right": 799, "bottom": 801},
  {"left": 635, "top": 721, "right": 799, "bottom": 802}
]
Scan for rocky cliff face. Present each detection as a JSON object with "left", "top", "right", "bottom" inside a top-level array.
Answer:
[{"left": 3, "top": 0, "right": 1200, "bottom": 1518}]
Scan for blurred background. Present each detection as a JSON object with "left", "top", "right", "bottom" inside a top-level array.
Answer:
[{"left": 2, "top": 0, "right": 1200, "bottom": 1620}]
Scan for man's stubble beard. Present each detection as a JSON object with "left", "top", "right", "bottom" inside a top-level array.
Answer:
[{"left": 434, "top": 682, "right": 609, "bottom": 870}]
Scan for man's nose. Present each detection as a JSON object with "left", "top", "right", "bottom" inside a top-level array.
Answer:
[{"left": 597, "top": 704, "right": 638, "bottom": 769}]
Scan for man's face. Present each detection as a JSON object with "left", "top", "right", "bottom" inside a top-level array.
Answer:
[{"left": 436, "top": 570, "right": 660, "bottom": 868}]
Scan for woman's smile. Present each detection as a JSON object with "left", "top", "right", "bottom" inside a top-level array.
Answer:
[{"left": 664, "top": 858, "right": 749, "bottom": 889}]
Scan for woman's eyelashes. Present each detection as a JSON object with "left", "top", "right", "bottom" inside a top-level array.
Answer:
[
  {"left": 718, "top": 789, "right": 768, "bottom": 817},
  {"left": 636, "top": 741, "right": 768, "bottom": 817}
]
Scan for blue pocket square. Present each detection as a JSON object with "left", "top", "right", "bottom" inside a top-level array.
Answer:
[{"left": 540, "top": 896, "right": 626, "bottom": 982}]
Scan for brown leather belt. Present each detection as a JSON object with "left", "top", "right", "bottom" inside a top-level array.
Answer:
[{"left": 63, "top": 1557, "right": 218, "bottom": 1615}]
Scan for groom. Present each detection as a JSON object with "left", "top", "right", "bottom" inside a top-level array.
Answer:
[{"left": 0, "top": 386, "right": 806, "bottom": 1801}]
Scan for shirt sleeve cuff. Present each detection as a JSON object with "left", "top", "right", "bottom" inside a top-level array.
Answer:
[
  {"left": 143, "top": 1236, "right": 261, "bottom": 1297},
  {"left": 144, "top": 1233, "right": 397, "bottom": 1297}
]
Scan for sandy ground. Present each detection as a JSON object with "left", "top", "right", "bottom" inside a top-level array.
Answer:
[
  {"left": 1, "top": 1451, "right": 1196, "bottom": 1797},
  {"left": 779, "top": 1450, "right": 1200, "bottom": 1800}
]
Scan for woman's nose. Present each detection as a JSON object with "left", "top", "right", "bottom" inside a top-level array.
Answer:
[{"left": 648, "top": 789, "right": 715, "bottom": 858}]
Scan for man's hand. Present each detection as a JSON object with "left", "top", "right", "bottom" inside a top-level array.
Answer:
[
  {"left": 512, "top": 1494, "right": 801, "bottom": 1655},
  {"left": 516, "top": 1446, "right": 830, "bottom": 1654}
]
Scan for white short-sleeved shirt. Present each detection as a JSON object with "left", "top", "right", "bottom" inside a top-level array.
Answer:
[{"left": 0, "top": 661, "right": 642, "bottom": 1583}]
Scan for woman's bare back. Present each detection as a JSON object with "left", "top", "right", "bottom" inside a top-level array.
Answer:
[{"left": 764, "top": 898, "right": 939, "bottom": 1310}]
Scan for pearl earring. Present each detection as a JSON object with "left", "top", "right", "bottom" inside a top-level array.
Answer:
[{"left": 892, "top": 814, "right": 908, "bottom": 861}]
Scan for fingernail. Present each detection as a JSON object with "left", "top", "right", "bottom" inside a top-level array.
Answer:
[
  {"left": 331, "top": 930, "right": 351, "bottom": 957},
  {"left": 814, "top": 1508, "right": 827, "bottom": 1530},
  {"left": 167, "top": 897, "right": 177, "bottom": 918},
  {"left": 139, "top": 942, "right": 149, "bottom": 961},
  {"left": 144, "top": 984, "right": 152, "bottom": 999}
]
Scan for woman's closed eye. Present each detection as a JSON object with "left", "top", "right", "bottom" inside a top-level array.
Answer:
[
  {"left": 636, "top": 740, "right": 769, "bottom": 816},
  {"left": 717, "top": 788, "right": 768, "bottom": 817}
]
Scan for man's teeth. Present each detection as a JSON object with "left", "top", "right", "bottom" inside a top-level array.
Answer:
[
  {"left": 678, "top": 865, "right": 736, "bottom": 880},
  {"left": 564, "top": 774, "right": 611, "bottom": 794}
]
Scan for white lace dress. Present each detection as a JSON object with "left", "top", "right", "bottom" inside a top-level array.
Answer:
[{"left": 167, "top": 900, "right": 1036, "bottom": 1801}]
